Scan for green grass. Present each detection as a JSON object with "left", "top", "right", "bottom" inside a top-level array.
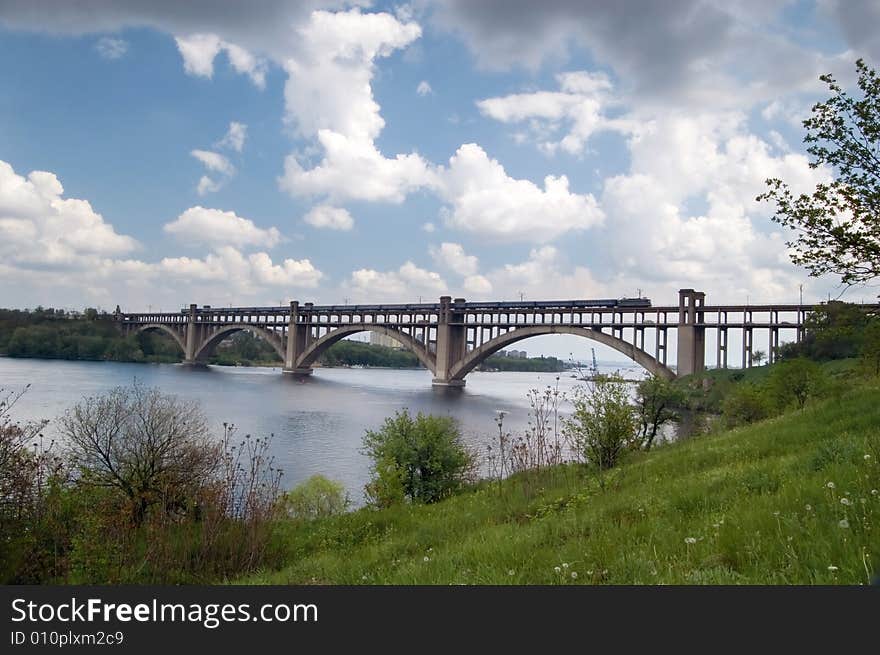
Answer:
[{"left": 241, "top": 382, "right": 880, "bottom": 585}]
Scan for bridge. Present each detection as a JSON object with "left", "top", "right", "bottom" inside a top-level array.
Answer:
[{"left": 113, "top": 289, "right": 867, "bottom": 387}]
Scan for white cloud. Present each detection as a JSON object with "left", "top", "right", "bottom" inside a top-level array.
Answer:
[
  {"left": 416, "top": 80, "right": 433, "bottom": 96},
  {"left": 174, "top": 33, "right": 267, "bottom": 88},
  {"left": 163, "top": 206, "right": 281, "bottom": 248},
  {"left": 280, "top": 130, "right": 436, "bottom": 203},
  {"left": 160, "top": 247, "right": 321, "bottom": 288},
  {"left": 0, "top": 160, "right": 138, "bottom": 268},
  {"left": 429, "top": 242, "right": 479, "bottom": 276},
  {"left": 247, "top": 252, "right": 323, "bottom": 287},
  {"left": 216, "top": 121, "right": 247, "bottom": 152},
  {"left": 174, "top": 33, "right": 222, "bottom": 77},
  {"left": 422, "top": 222, "right": 436, "bottom": 233},
  {"left": 477, "top": 71, "right": 638, "bottom": 155},
  {"left": 196, "top": 175, "right": 220, "bottom": 196},
  {"left": 483, "top": 246, "right": 606, "bottom": 300},
  {"left": 95, "top": 36, "right": 128, "bottom": 60},
  {"left": 346, "top": 261, "right": 446, "bottom": 302},
  {"left": 277, "top": 9, "right": 436, "bottom": 204},
  {"left": 437, "top": 143, "right": 604, "bottom": 241},
  {"left": 191, "top": 148, "right": 236, "bottom": 195},
  {"left": 190, "top": 149, "right": 234, "bottom": 175},
  {"left": 463, "top": 274, "right": 492, "bottom": 296},
  {"left": 303, "top": 205, "right": 354, "bottom": 231},
  {"left": 595, "top": 111, "right": 833, "bottom": 302}
]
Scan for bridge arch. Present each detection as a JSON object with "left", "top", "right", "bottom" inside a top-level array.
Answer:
[
  {"left": 193, "top": 325, "right": 286, "bottom": 362},
  {"left": 296, "top": 325, "right": 436, "bottom": 373},
  {"left": 449, "top": 325, "right": 675, "bottom": 382},
  {"left": 135, "top": 324, "right": 186, "bottom": 354}
]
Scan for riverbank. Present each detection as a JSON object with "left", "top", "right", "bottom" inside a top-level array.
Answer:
[{"left": 241, "top": 380, "right": 880, "bottom": 584}]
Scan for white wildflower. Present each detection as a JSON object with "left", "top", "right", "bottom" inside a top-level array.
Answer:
[
  {"left": 838, "top": 519, "right": 850, "bottom": 529},
  {"left": 684, "top": 537, "right": 697, "bottom": 545}
]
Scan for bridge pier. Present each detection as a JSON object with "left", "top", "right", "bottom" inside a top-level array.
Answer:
[
  {"left": 183, "top": 303, "right": 198, "bottom": 365},
  {"left": 676, "top": 289, "right": 706, "bottom": 377},
  {"left": 283, "top": 300, "right": 315, "bottom": 376},
  {"left": 432, "top": 296, "right": 467, "bottom": 387}
]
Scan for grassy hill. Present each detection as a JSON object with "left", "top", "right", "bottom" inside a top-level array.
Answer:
[{"left": 243, "top": 381, "right": 880, "bottom": 585}]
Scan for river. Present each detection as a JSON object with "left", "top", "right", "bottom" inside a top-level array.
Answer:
[{"left": 0, "top": 357, "right": 647, "bottom": 503}]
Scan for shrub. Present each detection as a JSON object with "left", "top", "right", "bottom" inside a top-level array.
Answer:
[
  {"left": 60, "top": 383, "right": 221, "bottom": 525},
  {"left": 721, "top": 383, "right": 772, "bottom": 428},
  {"left": 363, "top": 410, "right": 476, "bottom": 506},
  {"left": 283, "top": 474, "right": 349, "bottom": 520},
  {"left": 765, "top": 358, "right": 826, "bottom": 410},
  {"left": 634, "top": 374, "right": 684, "bottom": 450},
  {"left": 563, "top": 374, "right": 637, "bottom": 470}
]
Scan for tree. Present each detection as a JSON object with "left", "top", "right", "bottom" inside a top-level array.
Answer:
[
  {"left": 860, "top": 319, "right": 880, "bottom": 376},
  {"left": 751, "top": 350, "right": 767, "bottom": 366},
  {"left": 757, "top": 59, "right": 880, "bottom": 286},
  {"left": 563, "top": 374, "right": 637, "bottom": 470},
  {"left": 282, "top": 474, "right": 349, "bottom": 520},
  {"left": 721, "top": 383, "right": 772, "bottom": 428},
  {"left": 766, "top": 358, "right": 825, "bottom": 410},
  {"left": 362, "top": 410, "right": 475, "bottom": 506},
  {"left": 60, "top": 384, "right": 221, "bottom": 524},
  {"left": 634, "top": 374, "right": 684, "bottom": 450}
]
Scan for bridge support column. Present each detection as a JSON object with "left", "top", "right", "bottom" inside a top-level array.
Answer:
[
  {"left": 283, "top": 301, "right": 314, "bottom": 376},
  {"left": 183, "top": 303, "right": 198, "bottom": 365},
  {"left": 676, "top": 289, "right": 706, "bottom": 377},
  {"left": 432, "top": 296, "right": 467, "bottom": 387}
]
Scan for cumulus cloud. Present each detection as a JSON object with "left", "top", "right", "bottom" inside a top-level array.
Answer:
[
  {"left": 216, "top": 121, "right": 247, "bottom": 152},
  {"left": 433, "top": 0, "right": 862, "bottom": 119},
  {"left": 416, "top": 80, "right": 433, "bottom": 96},
  {"left": 595, "top": 111, "right": 833, "bottom": 302},
  {"left": 429, "top": 242, "right": 479, "bottom": 276},
  {"left": 190, "top": 149, "right": 234, "bottom": 175},
  {"left": 174, "top": 32, "right": 267, "bottom": 88},
  {"left": 437, "top": 143, "right": 604, "bottom": 241},
  {"left": 0, "top": 159, "right": 138, "bottom": 268},
  {"left": 345, "top": 261, "right": 446, "bottom": 302},
  {"left": 191, "top": 145, "right": 235, "bottom": 195},
  {"left": 477, "top": 71, "right": 639, "bottom": 154},
  {"left": 160, "top": 247, "right": 322, "bottom": 288},
  {"left": 281, "top": 130, "right": 436, "bottom": 203},
  {"left": 277, "top": 9, "right": 435, "bottom": 203},
  {"left": 303, "top": 205, "right": 354, "bottom": 231},
  {"left": 95, "top": 36, "right": 128, "bottom": 59},
  {"left": 163, "top": 206, "right": 281, "bottom": 248}
]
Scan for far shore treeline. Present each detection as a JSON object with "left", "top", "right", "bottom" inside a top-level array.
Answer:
[{"left": 0, "top": 307, "right": 568, "bottom": 372}]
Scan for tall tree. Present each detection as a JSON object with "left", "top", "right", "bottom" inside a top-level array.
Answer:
[{"left": 757, "top": 59, "right": 879, "bottom": 286}]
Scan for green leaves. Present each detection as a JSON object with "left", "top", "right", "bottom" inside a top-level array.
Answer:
[{"left": 757, "top": 59, "right": 880, "bottom": 286}]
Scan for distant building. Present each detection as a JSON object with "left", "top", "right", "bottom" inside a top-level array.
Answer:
[
  {"left": 370, "top": 332, "right": 402, "bottom": 349},
  {"left": 503, "top": 349, "right": 528, "bottom": 358}
]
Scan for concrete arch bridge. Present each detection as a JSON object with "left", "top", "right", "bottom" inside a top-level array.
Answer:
[{"left": 116, "top": 290, "right": 833, "bottom": 387}]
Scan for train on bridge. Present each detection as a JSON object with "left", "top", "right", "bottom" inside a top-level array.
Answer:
[{"left": 181, "top": 297, "right": 652, "bottom": 313}]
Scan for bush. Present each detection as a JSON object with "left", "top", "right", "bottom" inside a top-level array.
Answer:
[
  {"left": 60, "top": 383, "right": 221, "bottom": 525},
  {"left": 363, "top": 410, "right": 476, "bottom": 506},
  {"left": 563, "top": 374, "right": 637, "bottom": 470},
  {"left": 283, "top": 474, "right": 349, "bottom": 520},
  {"left": 721, "top": 383, "right": 772, "bottom": 428},
  {"left": 765, "top": 358, "right": 826, "bottom": 410}
]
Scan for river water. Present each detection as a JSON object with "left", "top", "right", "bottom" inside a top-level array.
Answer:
[{"left": 0, "top": 357, "right": 646, "bottom": 503}]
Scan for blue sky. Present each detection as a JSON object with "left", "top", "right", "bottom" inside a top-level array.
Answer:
[{"left": 1, "top": 1, "right": 878, "bottom": 357}]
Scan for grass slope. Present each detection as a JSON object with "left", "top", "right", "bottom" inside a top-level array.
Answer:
[{"left": 245, "top": 384, "right": 880, "bottom": 585}]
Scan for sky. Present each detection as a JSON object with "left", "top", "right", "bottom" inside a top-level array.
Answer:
[{"left": 1, "top": 1, "right": 879, "bottom": 361}]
